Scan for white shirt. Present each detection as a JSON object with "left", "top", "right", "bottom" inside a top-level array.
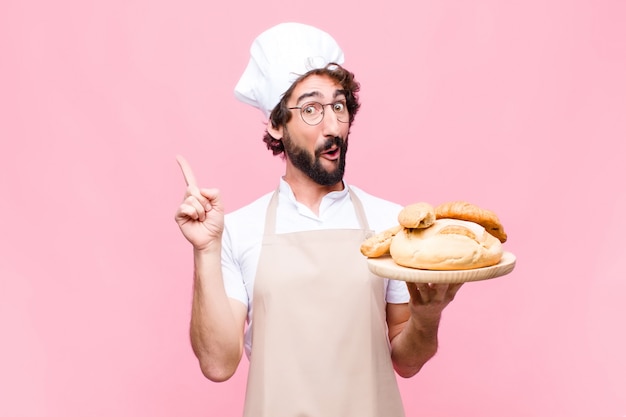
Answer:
[{"left": 221, "top": 178, "right": 410, "bottom": 357}]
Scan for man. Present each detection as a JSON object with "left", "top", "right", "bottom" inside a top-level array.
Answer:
[{"left": 175, "top": 22, "right": 462, "bottom": 417}]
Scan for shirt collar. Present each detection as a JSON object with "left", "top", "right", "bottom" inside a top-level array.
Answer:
[{"left": 278, "top": 177, "right": 350, "bottom": 206}]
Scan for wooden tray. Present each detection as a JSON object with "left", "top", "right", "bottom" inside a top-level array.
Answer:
[{"left": 367, "top": 252, "right": 516, "bottom": 284}]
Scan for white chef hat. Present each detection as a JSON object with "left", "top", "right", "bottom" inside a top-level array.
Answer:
[{"left": 234, "top": 22, "right": 345, "bottom": 119}]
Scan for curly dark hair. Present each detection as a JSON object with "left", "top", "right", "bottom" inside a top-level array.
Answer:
[{"left": 262, "top": 63, "right": 361, "bottom": 156}]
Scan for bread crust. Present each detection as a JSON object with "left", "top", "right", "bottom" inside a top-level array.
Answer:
[
  {"left": 435, "top": 201, "right": 507, "bottom": 243},
  {"left": 397, "top": 202, "right": 436, "bottom": 229},
  {"left": 389, "top": 219, "right": 503, "bottom": 270},
  {"left": 360, "top": 225, "right": 402, "bottom": 258}
]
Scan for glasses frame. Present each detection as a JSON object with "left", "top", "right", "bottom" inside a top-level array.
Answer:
[{"left": 288, "top": 100, "right": 349, "bottom": 126}]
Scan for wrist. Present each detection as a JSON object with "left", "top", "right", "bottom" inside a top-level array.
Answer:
[
  {"left": 194, "top": 241, "right": 222, "bottom": 257},
  {"left": 408, "top": 311, "right": 441, "bottom": 336}
]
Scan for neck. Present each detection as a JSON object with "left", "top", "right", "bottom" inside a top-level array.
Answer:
[{"left": 283, "top": 168, "right": 344, "bottom": 215}]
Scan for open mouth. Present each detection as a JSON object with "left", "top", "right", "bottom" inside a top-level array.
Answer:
[{"left": 320, "top": 146, "right": 340, "bottom": 160}]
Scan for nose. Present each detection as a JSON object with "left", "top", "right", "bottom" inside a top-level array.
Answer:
[{"left": 321, "top": 106, "right": 342, "bottom": 137}]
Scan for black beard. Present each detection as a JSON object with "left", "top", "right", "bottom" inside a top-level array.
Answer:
[{"left": 283, "top": 132, "right": 348, "bottom": 186}]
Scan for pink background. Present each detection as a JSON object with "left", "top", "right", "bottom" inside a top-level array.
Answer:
[{"left": 1, "top": 0, "right": 625, "bottom": 416}]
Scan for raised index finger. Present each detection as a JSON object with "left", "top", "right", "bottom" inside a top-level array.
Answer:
[{"left": 176, "top": 155, "right": 197, "bottom": 187}]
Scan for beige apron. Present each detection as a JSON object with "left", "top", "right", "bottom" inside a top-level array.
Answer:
[{"left": 243, "top": 188, "right": 405, "bottom": 417}]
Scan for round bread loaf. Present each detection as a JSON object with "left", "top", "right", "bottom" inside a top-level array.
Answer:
[{"left": 389, "top": 219, "right": 503, "bottom": 270}]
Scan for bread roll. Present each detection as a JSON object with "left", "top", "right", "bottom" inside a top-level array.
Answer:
[
  {"left": 397, "top": 202, "right": 436, "bottom": 229},
  {"left": 435, "top": 201, "right": 507, "bottom": 243},
  {"left": 360, "top": 225, "right": 402, "bottom": 257},
  {"left": 389, "top": 219, "right": 503, "bottom": 270}
]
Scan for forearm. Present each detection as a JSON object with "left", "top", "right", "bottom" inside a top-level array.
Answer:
[
  {"left": 189, "top": 244, "right": 244, "bottom": 382},
  {"left": 390, "top": 314, "right": 441, "bottom": 378}
]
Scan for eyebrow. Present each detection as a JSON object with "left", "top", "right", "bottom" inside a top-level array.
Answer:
[{"left": 295, "top": 89, "right": 347, "bottom": 105}]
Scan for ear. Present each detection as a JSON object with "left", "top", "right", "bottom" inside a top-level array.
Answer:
[{"left": 267, "top": 123, "right": 283, "bottom": 140}]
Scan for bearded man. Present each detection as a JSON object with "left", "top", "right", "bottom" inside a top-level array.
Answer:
[{"left": 174, "top": 22, "right": 462, "bottom": 417}]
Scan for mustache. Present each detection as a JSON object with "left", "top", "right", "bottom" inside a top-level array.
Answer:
[{"left": 315, "top": 136, "right": 345, "bottom": 157}]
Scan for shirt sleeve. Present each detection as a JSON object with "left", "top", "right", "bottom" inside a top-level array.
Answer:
[
  {"left": 221, "top": 224, "right": 249, "bottom": 307},
  {"left": 385, "top": 278, "right": 410, "bottom": 303}
]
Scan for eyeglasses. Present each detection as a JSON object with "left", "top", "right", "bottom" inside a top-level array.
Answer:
[{"left": 288, "top": 100, "right": 349, "bottom": 126}]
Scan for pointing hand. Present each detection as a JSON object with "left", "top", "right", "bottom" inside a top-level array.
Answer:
[{"left": 174, "top": 155, "right": 224, "bottom": 251}]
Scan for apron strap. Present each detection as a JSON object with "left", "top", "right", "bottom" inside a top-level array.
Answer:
[
  {"left": 348, "top": 187, "right": 370, "bottom": 231},
  {"left": 263, "top": 188, "right": 280, "bottom": 237}
]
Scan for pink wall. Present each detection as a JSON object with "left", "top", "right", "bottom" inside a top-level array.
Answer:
[{"left": 1, "top": 0, "right": 624, "bottom": 416}]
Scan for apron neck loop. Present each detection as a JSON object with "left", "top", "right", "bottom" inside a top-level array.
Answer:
[{"left": 263, "top": 186, "right": 370, "bottom": 236}]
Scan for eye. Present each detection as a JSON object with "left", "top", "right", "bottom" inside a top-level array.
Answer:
[
  {"left": 302, "top": 103, "right": 320, "bottom": 115},
  {"left": 332, "top": 101, "right": 346, "bottom": 113}
]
